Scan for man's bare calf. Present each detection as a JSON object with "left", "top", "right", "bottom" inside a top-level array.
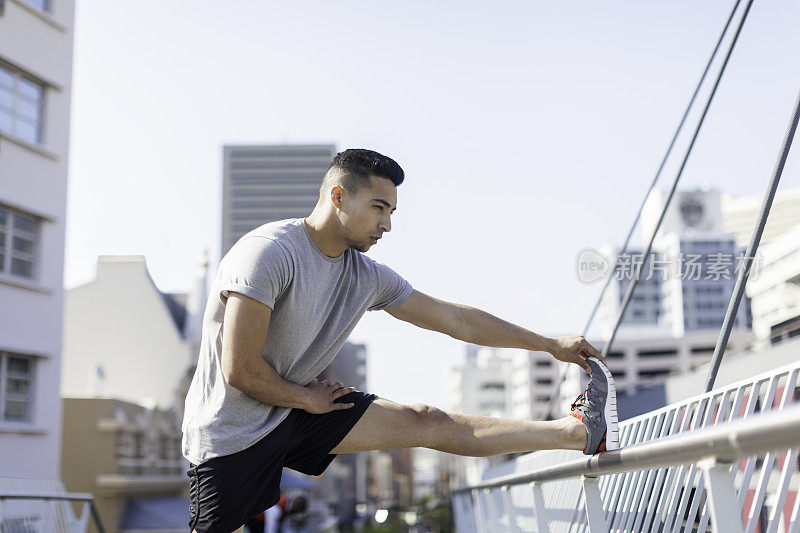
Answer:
[{"left": 330, "top": 397, "right": 588, "bottom": 456}]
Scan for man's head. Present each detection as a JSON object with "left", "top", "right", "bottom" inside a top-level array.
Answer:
[{"left": 316, "top": 149, "right": 404, "bottom": 252}]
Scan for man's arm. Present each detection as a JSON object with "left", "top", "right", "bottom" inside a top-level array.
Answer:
[
  {"left": 385, "top": 290, "right": 604, "bottom": 373},
  {"left": 221, "top": 292, "right": 356, "bottom": 413}
]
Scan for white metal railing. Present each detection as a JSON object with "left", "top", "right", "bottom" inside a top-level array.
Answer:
[
  {"left": 0, "top": 476, "right": 104, "bottom": 532},
  {"left": 452, "top": 359, "right": 800, "bottom": 532}
]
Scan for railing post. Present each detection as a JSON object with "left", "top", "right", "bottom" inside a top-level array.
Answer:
[
  {"left": 698, "top": 458, "right": 744, "bottom": 533},
  {"left": 501, "top": 486, "right": 521, "bottom": 532},
  {"left": 471, "top": 489, "right": 485, "bottom": 533},
  {"left": 530, "top": 481, "right": 551, "bottom": 533},
  {"left": 582, "top": 476, "right": 609, "bottom": 533},
  {"left": 482, "top": 488, "right": 496, "bottom": 527},
  {"left": 788, "top": 486, "right": 800, "bottom": 533}
]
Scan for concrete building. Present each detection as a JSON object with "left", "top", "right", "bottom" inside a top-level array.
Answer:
[
  {"left": 599, "top": 188, "right": 752, "bottom": 339},
  {"left": 315, "top": 341, "right": 369, "bottom": 530},
  {"left": 510, "top": 349, "right": 560, "bottom": 420},
  {"left": 0, "top": 0, "right": 76, "bottom": 482},
  {"left": 221, "top": 144, "right": 335, "bottom": 258},
  {"left": 368, "top": 450, "right": 394, "bottom": 505},
  {"left": 60, "top": 397, "right": 186, "bottom": 533},
  {"left": 447, "top": 346, "right": 516, "bottom": 486},
  {"left": 411, "top": 447, "right": 450, "bottom": 505},
  {"left": 62, "top": 255, "right": 206, "bottom": 410},
  {"left": 722, "top": 185, "right": 800, "bottom": 249},
  {"left": 387, "top": 447, "right": 414, "bottom": 509},
  {"left": 720, "top": 186, "right": 800, "bottom": 349},
  {"left": 744, "top": 222, "right": 800, "bottom": 346},
  {"left": 607, "top": 331, "right": 800, "bottom": 421},
  {"left": 448, "top": 345, "right": 514, "bottom": 418},
  {"left": 558, "top": 328, "right": 752, "bottom": 420}
]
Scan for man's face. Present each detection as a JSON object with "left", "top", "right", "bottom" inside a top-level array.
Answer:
[{"left": 338, "top": 175, "right": 397, "bottom": 252}]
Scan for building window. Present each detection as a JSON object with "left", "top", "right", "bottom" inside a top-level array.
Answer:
[
  {"left": 0, "top": 63, "right": 45, "bottom": 144},
  {"left": 638, "top": 349, "right": 677, "bottom": 358},
  {"left": 0, "top": 352, "right": 36, "bottom": 422},
  {"left": 638, "top": 368, "right": 670, "bottom": 379},
  {"left": 19, "top": 0, "right": 50, "bottom": 13},
  {"left": 0, "top": 205, "right": 39, "bottom": 280}
]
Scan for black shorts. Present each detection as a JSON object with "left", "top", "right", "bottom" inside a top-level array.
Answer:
[{"left": 187, "top": 390, "right": 377, "bottom": 533}]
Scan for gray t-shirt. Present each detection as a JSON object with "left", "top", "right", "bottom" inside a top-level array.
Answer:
[{"left": 181, "top": 218, "right": 413, "bottom": 465}]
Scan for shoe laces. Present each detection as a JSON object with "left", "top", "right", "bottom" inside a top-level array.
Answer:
[
  {"left": 570, "top": 392, "right": 587, "bottom": 411},
  {"left": 571, "top": 387, "right": 598, "bottom": 411}
]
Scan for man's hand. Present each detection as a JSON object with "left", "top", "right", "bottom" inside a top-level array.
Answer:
[
  {"left": 302, "top": 379, "right": 357, "bottom": 414},
  {"left": 549, "top": 335, "right": 606, "bottom": 374}
]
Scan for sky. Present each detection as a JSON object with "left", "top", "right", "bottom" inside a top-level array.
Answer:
[{"left": 64, "top": 0, "right": 800, "bottom": 409}]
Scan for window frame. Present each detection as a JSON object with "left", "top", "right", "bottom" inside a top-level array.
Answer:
[
  {"left": 0, "top": 352, "right": 37, "bottom": 423},
  {"left": 20, "top": 0, "right": 51, "bottom": 13},
  {"left": 0, "top": 204, "right": 40, "bottom": 281},
  {"left": 0, "top": 60, "right": 47, "bottom": 145}
]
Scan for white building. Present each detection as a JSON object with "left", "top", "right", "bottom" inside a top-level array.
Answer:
[
  {"left": 61, "top": 255, "right": 207, "bottom": 410},
  {"left": 448, "top": 345, "right": 514, "bottom": 418},
  {"left": 510, "top": 349, "right": 560, "bottom": 420},
  {"left": 721, "top": 186, "right": 800, "bottom": 349},
  {"left": 745, "top": 223, "right": 800, "bottom": 346},
  {"left": 447, "top": 346, "right": 515, "bottom": 486},
  {"left": 722, "top": 185, "right": 800, "bottom": 249},
  {"left": 0, "top": 0, "right": 76, "bottom": 480}
]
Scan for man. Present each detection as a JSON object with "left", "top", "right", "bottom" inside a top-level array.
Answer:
[{"left": 182, "top": 149, "right": 619, "bottom": 532}]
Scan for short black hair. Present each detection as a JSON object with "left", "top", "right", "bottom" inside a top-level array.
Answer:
[{"left": 321, "top": 149, "right": 404, "bottom": 196}]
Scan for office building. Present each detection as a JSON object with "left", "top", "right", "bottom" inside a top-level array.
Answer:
[
  {"left": 220, "top": 144, "right": 335, "bottom": 258},
  {"left": 598, "top": 188, "right": 752, "bottom": 339}
]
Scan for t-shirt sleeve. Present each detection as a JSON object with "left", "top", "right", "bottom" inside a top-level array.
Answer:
[
  {"left": 218, "top": 237, "right": 292, "bottom": 309},
  {"left": 368, "top": 260, "right": 413, "bottom": 311}
]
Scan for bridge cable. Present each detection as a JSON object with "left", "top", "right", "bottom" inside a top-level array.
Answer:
[
  {"left": 704, "top": 87, "right": 800, "bottom": 392},
  {"left": 542, "top": 0, "right": 754, "bottom": 420}
]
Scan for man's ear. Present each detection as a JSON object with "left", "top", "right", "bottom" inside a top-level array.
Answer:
[{"left": 330, "top": 186, "right": 344, "bottom": 209}]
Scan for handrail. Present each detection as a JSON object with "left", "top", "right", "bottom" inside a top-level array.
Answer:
[
  {"left": 0, "top": 492, "right": 106, "bottom": 533},
  {"left": 453, "top": 402, "right": 800, "bottom": 493},
  {"left": 453, "top": 362, "right": 800, "bottom": 532}
]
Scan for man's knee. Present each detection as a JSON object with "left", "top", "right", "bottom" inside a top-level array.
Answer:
[
  {"left": 409, "top": 403, "right": 447, "bottom": 419},
  {"left": 408, "top": 403, "right": 450, "bottom": 445}
]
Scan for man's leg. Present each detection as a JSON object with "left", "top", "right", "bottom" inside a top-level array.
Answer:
[{"left": 330, "top": 397, "right": 588, "bottom": 456}]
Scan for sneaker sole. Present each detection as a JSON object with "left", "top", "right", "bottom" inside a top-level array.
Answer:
[{"left": 588, "top": 357, "right": 619, "bottom": 451}]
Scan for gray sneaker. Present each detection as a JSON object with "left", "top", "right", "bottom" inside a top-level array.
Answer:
[{"left": 569, "top": 357, "right": 619, "bottom": 454}]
